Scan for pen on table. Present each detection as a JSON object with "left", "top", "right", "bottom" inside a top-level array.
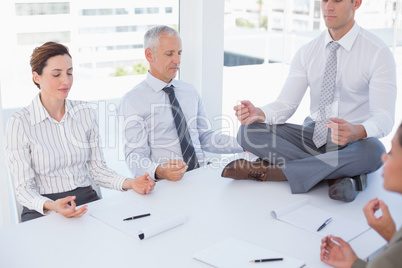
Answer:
[
  {"left": 123, "top": 213, "right": 151, "bottom": 221},
  {"left": 317, "top": 217, "right": 332, "bottom": 232},
  {"left": 250, "top": 258, "right": 283, "bottom": 263}
]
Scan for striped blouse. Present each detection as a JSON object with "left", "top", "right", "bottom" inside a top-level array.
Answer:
[{"left": 5, "top": 94, "right": 126, "bottom": 215}]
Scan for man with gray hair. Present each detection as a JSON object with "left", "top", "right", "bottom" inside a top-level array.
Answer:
[{"left": 119, "top": 25, "right": 243, "bottom": 181}]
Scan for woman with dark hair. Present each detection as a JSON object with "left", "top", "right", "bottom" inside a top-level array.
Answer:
[
  {"left": 320, "top": 123, "right": 402, "bottom": 267},
  {"left": 6, "top": 42, "right": 155, "bottom": 222}
]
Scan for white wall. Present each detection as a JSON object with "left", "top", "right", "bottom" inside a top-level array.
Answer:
[
  {"left": 0, "top": 0, "right": 15, "bottom": 228},
  {"left": 180, "top": 0, "right": 225, "bottom": 131},
  {"left": 0, "top": 84, "right": 13, "bottom": 228}
]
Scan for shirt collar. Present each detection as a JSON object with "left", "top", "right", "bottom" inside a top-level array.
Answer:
[
  {"left": 324, "top": 22, "right": 360, "bottom": 52},
  {"left": 29, "top": 93, "right": 75, "bottom": 125},
  {"left": 145, "top": 71, "right": 178, "bottom": 92}
]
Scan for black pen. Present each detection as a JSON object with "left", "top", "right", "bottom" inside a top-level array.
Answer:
[
  {"left": 123, "top": 213, "right": 151, "bottom": 221},
  {"left": 317, "top": 217, "right": 332, "bottom": 232},
  {"left": 250, "top": 258, "right": 283, "bottom": 263}
]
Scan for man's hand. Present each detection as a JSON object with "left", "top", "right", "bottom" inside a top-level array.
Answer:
[
  {"left": 326, "top": 118, "right": 367, "bottom": 146},
  {"left": 44, "top": 196, "right": 88, "bottom": 218},
  {"left": 233, "top": 100, "right": 266, "bottom": 125},
  {"left": 320, "top": 235, "right": 358, "bottom": 268},
  {"left": 363, "top": 198, "right": 396, "bottom": 242},
  {"left": 155, "top": 160, "right": 188, "bottom": 181}
]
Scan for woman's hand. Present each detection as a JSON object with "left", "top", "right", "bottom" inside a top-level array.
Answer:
[
  {"left": 363, "top": 198, "right": 396, "bottom": 242},
  {"left": 123, "top": 173, "right": 156, "bottom": 194},
  {"left": 320, "top": 235, "right": 358, "bottom": 268},
  {"left": 44, "top": 196, "right": 88, "bottom": 218}
]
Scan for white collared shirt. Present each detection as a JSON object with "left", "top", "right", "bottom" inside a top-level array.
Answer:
[
  {"left": 5, "top": 94, "right": 126, "bottom": 215},
  {"left": 261, "top": 23, "right": 397, "bottom": 138},
  {"left": 118, "top": 72, "right": 243, "bottom": 178}
]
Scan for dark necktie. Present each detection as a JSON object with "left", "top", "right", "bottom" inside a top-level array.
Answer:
[
  {"left": 163, "top": 86, "right": 199, "bottom": 171},
  {"left": 313, "top": 41, "right": 341, "bottom": 148}
]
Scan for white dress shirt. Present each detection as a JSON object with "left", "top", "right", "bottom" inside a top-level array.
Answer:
[
  {"left": 261, "top": 23, "right": 396, "bottom": 138},
  {"left": 118, "top": 72, "right": 243, "bottom": 178},
  {"left": 5, "top": 94, "right": 126, "bottom": 215}
]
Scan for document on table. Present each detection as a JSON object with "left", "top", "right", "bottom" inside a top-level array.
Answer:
[
  {"left": 90, "top": 202, "right": 186, "bottom": 240},
  {"left": 271, "top": 198, "right": 370, "bottom": 241},
  {"left": 193, "top": 237, "right": 305, "bottom": 268}
]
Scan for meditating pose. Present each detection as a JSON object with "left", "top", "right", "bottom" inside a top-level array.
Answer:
[
  {"left": 6, "top": 42, "right": 155, "bottom": 222},
  {"left": 221, "top": 0, "right": 396, "bottom": 202},
  {"left": 119, "top": 25, "right": 243, "bottom": 181}
]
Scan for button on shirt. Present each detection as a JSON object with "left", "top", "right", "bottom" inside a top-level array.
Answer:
[
  {"left": 118, "top": 72, "right": 243, "bottom": 178},
  {"left": 5, "top": 94, "right": 126, "bottom": 215},
  {"left": 260, "top": 23, "right": 396, "bottom": 138}
]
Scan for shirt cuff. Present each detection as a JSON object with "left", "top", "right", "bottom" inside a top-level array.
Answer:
[
  {"left": 33, "top": 196, "right": 53, "bottom": 215},
  {"left": 149, "top": 165, "right": 158, "bottom": 180},
  {"left": 260, "top": 105, "right": 274, "bottom": 124},
  {"left": 139, "top": 159, "right": 158, "bottom": 180},
  {"left": 113, "top": 175, "right": 128, "bottom": 191},
  {"left": 362, "top": 121, "right": 378, "bottom": 138}
]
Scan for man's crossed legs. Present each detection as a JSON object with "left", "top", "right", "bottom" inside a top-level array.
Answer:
[{"left": 222, "top": 122, "right": 385, "bottom": 202}]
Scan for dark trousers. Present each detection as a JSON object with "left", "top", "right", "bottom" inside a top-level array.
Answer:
[
  {"left": 237, "top": 121, "right": 385, "bottom": 193},
  {"left": 21, "top": 186, "right": 100, "bottom": 222}
]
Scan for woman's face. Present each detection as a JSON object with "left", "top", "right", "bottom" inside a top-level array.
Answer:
[
  {"left": 382, "top": 129, "right": 402, "bottom": 193},
  {"left": 33, "top": 54, "right": 73, "bottom": 102}
]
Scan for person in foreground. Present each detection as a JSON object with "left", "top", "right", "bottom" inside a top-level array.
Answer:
[
  {"left": 5, "top": 42, "right": 155, "bottom": 222},
  {"left": 320, "top": 122, "right": 402, "bottom": 267},
  {"left": 119, "top": 25, "right": 243, "bottom": 181},
  {"left": 221, "top": 0, "right": 396, "bottom": 202}
]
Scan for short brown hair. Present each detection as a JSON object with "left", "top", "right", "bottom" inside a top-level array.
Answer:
[{"left": 30, "top": 42, "right": 71, "bottom": 89}]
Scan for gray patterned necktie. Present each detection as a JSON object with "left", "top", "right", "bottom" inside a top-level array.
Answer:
[
  {"left": 163, "top": 86, "right": 199, "bottom": 171},
  {"left": 313, "top": 41, "right": 341, "bottom": 148}
]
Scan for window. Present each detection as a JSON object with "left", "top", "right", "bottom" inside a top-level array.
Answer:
[
  {"left": 0, "top": 0, "right": 179, "bottom": 111},
  {"left": 147, "top": 7, "right": 159, "bottom": 14},
  {"left": 17, "top": 31, "right": 70, "bottom": 45},
  {"left": 223, "top": 0, "right": 402, "bottom": 136},
  {"left": 81, "top": 8, "right": 127, "bottom": 16},
  {"left": 15, "top": 2, "right": 70, "bottom": 16},
  {"left": 134, "top": 7, "right": 145, "bottom": 14},
  {"left": 135, "top": 7, "right": 159, "bottom": 14}
]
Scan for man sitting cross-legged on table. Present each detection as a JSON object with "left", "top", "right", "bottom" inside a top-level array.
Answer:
[{"left": 221, "top": 0, "right": 396, "bottom": 202}]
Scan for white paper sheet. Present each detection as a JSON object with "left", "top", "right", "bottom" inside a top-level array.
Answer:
[
  {"left": 193, "top": 237, "right": 305, "bottom": 268},
  {"left": 90, "top": 202, "right": 186, "bottom": 240},
  {"left": 138, "top": 215, "right": 186, "bottom": 240},
  {"left": 271, "top": 198, "right": 370, "bottom": 241}
]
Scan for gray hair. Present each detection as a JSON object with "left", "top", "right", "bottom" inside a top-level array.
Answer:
[{"left": 144, "top": 25, "right": 179, "bottom": 52}]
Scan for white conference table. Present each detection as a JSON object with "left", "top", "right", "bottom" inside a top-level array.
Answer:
[{"left": 0, "top": 162, "right": 401, "bottom": 268}]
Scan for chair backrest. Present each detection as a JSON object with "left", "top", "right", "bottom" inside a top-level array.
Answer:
[
  {"left": 5, "top": 170, "right": 23, "bottom": 224},
  {"left": 90, "top": 179, "right": 103, "bottom": 199},
  {"left": 14, "top": 196, "right": 23, "bottom": 223}
]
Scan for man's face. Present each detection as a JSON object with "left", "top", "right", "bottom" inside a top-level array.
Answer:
[
  {"left": 148, "top": 34, "right": 182, "bottom": 83},
  {"left": 321, "top": 0, "right": 361, "bottom": 38}
]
